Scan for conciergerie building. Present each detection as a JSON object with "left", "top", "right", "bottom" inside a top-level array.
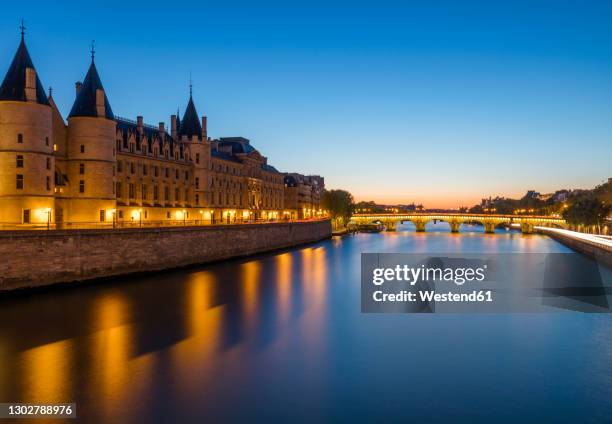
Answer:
[{"left": 0, "top": 31, "right": 324, "bottom": 227}]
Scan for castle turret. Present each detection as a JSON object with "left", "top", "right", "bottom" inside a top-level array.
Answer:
[
  {"left": 179, "top": 89, "right": 210, "bottom": 208},
  {"left": 66, "top": 50, "right": 116, "bottom": 223},
  {"left": 0, "top": 31, "right": 55, "bottom": 225}
]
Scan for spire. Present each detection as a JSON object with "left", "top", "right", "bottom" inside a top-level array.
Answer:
[
  {"left": 0, "top": 28, "right": 50, "bottom": 105},
  {"left": 68, "top": 48, "right": 114, "bottom": 119},
  {"left": 90, "top": 40, "right": 95, "bottom": 62},
  {"left": 178, "top": 85, "right": 201, "bottom": 139}
]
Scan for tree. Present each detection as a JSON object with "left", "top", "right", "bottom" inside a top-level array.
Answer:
[
  {"left": 562, "top": 196, "right": 610, "bottom": 233},
  {"left": 322, "top": 189, "right": 354, "bottom": 229}
]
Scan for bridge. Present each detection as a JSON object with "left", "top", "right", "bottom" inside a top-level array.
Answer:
[{"left": 351, "top": 213, "right": 568, "bottom": 234}]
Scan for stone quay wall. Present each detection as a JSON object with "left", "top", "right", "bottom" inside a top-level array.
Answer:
[{"left": 0, "top": 220, "right": 332, "bottom": 291}]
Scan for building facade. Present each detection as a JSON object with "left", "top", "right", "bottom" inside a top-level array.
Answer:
[
  {"left": 0, "top": 34, "right": 323, "bottom": 227},
  {"left": 283, "top": 173, "right": 325, "bottom": 219}
]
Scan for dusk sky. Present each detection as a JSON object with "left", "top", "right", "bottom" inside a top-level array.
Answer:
[{"left": 1, "top": 1, "right": 610, "bottom": 208}]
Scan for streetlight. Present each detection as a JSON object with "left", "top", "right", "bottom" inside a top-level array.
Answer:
[{"left": 45, "top": 207, "right": 51, "bottom": 230}]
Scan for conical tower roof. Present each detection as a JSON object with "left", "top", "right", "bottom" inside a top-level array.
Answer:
[
  {"left": 178, "top": 95, "right": 201, "bottom": 139},
  {"left": 0, "top": 35, "right": 49, "bottom": 105},
  {"left": 68, "top": 58, "right": 114, "bottom": 119}
]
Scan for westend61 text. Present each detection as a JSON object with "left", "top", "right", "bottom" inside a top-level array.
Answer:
[{"left": 373, "top": 290, "right": 493, "bottom": 303}]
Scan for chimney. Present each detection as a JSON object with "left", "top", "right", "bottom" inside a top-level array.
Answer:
[
  {"left": 137, "top": 116, "right": 143, "bottom": 134},
  {"left": 95, "top": 89, "right": 105, "bottom": 117},
  {"left": 159, "top": 122, "right": 165, "bottom": 133},
  {"left": 25, "top": 68, "right": 36, "bottom": 102},
  {"left": 171, "top": 115, "right": 177, "bottom": 139},
  {"left": 202, "top": 116, "right": 207, "bottom": 140},
  {"left": 75, "top": 81, "right": 82, "bottom": 95}
]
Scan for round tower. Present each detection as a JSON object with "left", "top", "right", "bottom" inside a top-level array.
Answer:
[
  {"left": 178, "top": 91, "right": 211, "bottom": 213},
  {"left": 0, "top": 32, "right": 55, "bottom": 226},
  {"left": 66, "top": 52, "right": 116, "bottom": 224}
]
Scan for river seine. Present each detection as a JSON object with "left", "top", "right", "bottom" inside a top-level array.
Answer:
[{"left": 1, "top": 222, "right": 611, "bottom": 422}]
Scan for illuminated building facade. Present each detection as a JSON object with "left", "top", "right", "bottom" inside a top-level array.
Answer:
[
  {"left": 0, "top": 33, "right": 322, "bottom": 227},
  {"left": 283, "top": 173, "right": 325, "bottom": 219}
]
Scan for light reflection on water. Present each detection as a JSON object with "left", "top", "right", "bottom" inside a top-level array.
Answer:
[{"left": 0, "top": 226, "right": 611, "bottom": 422}]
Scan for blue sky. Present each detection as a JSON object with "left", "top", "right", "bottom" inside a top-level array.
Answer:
[{"left": 1, "top": 1, "right": 611, "bottom": 207}]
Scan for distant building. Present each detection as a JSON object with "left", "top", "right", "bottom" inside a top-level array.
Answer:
[
  {"left": 283, "top": 173, "right": 325, "bottom": 219},
  {"left": 0, "top": 33, "right": 322, "bottom": 227}
]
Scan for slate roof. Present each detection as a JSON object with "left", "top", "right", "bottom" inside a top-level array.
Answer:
[
  {"left": 116, "top": 117, "right": 180, "bottom": 156},
  {"left": 68, "top": 60, "right": 114, "bottom": 119},
  {"left": 178, "top": 96, "right": 201, "bottom": 139},
  {"left": 0, "top": 36, "right": 49, "bottom": 104}
]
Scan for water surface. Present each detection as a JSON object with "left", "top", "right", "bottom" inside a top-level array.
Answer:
[{"left": 1, "top": 224, "right": 611, "bottom": 422}]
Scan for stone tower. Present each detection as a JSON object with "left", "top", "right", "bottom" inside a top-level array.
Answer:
[
  {"left": 66, "top": 52, "right": 116, "bottom": 223},
  {"left": 0, "top": 32, "right": 54, "bottom": 226},
  {"left": 179, "top": 90, "right": 210, "bottom": 210}
]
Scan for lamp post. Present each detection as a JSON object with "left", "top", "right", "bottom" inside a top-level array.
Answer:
[
  {"left": 45, "top": 208, "right": 51, "bottom": 230},
  {"left": 111, "top": 209, "right": 116, "bottom": 228},
  {"left": 138, "top": 209, "right": 143, "bottom": 228}
]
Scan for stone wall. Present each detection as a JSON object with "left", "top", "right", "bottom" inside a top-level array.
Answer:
[{"left": 0, "top": 220, "right": 331, "bottom": 291}]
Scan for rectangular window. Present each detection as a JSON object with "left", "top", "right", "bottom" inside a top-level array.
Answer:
[
  {"left": 175, "top": 187, "right": 180, "bottom": 201},
  {"left": 196, "top": 153, "right": 200, "bottom": 164},
  {"left": 175, "top": 169, "right": 179, "bottom": 179},
  {"left": 79, "top": 180, "right": 85, "bottom": 193},
  {"left": 53, "top": 143, "right": 58, "bottom": 152},
  {"left": 165, "top": 168, "right": 169, "bottom": 178},
  {"left": 130, "top": 162, "right": 135, "bottom": 174},
  {"left": 195, "top": 177, "right": 199, "bottom": 189},
  {"left": 153, "top": 185, "right": 159, "bottom": 201},
  {"left": 46, "top": 157, "right": 51, "bottom": 170},
  {"left": 185, "top": 171, "right": 189, "bottom": 181},
  {"left": 154, "top": 166, "right": 159, "bottom": 177},
  {"left": 141, "top": 184, "right": 147, "bottom": 200},
  {"left": 166, "top": 211, "right": 170, "bottom": 218},
  {"left": 79, "top": 163, "right": 85, "bottom": 174},
  {"left": 16, "top": 155, "right": 23, "bottom": 168},
  {"left": 144, "top": 211, "right": 148, "bottom": 219},
  {"left": 99, "top": 210, "right": 105, "bottom": 222},
  {"left": 143, "top": 165, "right": 148, "bottom": 176},
  {"left": 46, "top": 176, "right": 50, "bottom": 191},
  {"left": 16, "top": 174, "right": 23, "bottom": 189},
  {"left": 17, "top": 134, "right": 23, "bottom": 144},
  {"left": 195, "top": 194, "right": 199, "bottom": 205},
  {"left": 164, "top": 186, "right": 169, "bottom": 201},
  {"left": 80, "top": 145, "right": 85, "bottom": 153},
  {"left": 116, "top": 182, "right": 122, "bottom": 197},
  {"left": 23, "top": 209, "right": 30, "bottom": 224},
  {"left": 118, "top": 161, "right": 123, "bottom": 172},
  {"left": 119, "top": 211, "right": 123, "bottom": 219},
  {"left": 129, "top": 183, "right": 135, "bottom": 199},
  {"left": 45, "top": 137, "right": 49, "bottom": 146},
  {"left": 185, "top": 189, "right": 189, "bottom": 202}
]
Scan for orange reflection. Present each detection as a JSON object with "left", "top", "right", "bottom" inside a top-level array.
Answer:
[
  {"left": 169, "top": 271, "right": 224, "bottom": 400},
  {"left": 90, "top": 294, "right": 132, "bottom": 415},
  {"left": 276, "top": 253, "right": 293, "bottom": 323},
  {"left": 21, "top": 338, "right": 73, "bottom": 403},
  {"left": 241, "top": 261, "right": 261, "bottom": 323}
]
